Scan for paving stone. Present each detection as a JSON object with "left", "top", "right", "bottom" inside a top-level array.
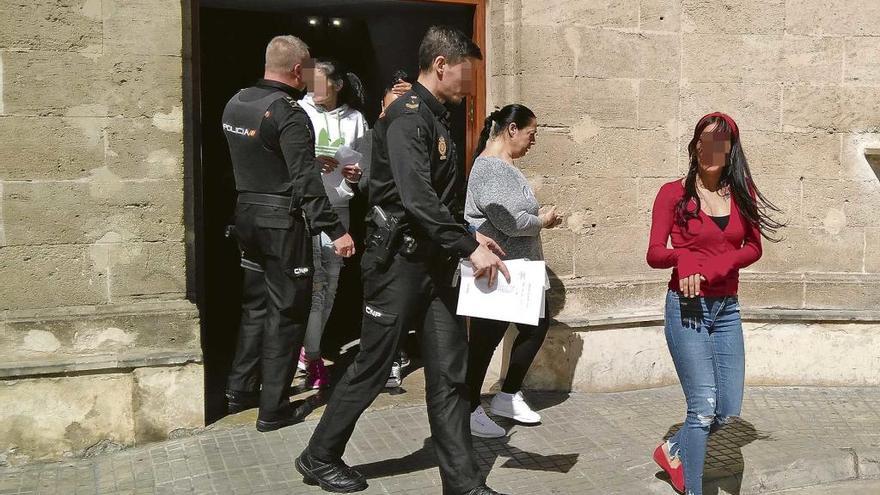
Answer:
[{"left": 2, "top": 386, "right": 880, "bottom": 494}]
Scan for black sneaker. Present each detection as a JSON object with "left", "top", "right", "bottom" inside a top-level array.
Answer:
[
  {"left": 398, "top": 349, "right": 411, "bottom": 368},
  {"left": 295, "top": 450, "right": 367, "bottom": 493},
  {"left": 226, "top": 390, "right": 259, "bottom": 414},
  {"left": 463, "top": 485, "right": 509, "bottom": 495},
  {"left": 255, "top": 405, "right": 307, "bottom": 432}
]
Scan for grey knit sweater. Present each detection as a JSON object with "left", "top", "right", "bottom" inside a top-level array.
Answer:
[{"left": 464, "top": 156, "right": 544, "bottom": 261}]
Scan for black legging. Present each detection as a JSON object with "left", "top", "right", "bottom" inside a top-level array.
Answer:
[{"left": 466, "top": 308, "right": 550, "bottom": 412}]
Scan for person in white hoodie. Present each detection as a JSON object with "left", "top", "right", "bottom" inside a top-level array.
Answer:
[{"left": 298, "top": 59, "right": 368, "bottom": 388}]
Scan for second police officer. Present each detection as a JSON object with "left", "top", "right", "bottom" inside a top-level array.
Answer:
[{"left": 296, "top": 26, "right": 511, "bottom": 495}]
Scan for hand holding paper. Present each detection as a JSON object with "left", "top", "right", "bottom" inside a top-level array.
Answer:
[{"left": 457, "top": 259, "right": 546, "bottom": 326}]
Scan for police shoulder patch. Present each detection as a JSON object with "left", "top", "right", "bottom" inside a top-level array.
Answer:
[
  {"left": 404, "top": 95, "right": 420, "bottom": 111},
  {"left": 282, "top": 96, "right": 302, "bottom": 110}
]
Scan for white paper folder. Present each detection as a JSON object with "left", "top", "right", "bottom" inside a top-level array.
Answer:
[{"left": 456, "top": 259, "right": 547, "bottom": 326}]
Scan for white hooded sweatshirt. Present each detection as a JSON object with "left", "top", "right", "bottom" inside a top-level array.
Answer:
[{"left": 300, "top": 94, "right": 368, "bottom": 210}]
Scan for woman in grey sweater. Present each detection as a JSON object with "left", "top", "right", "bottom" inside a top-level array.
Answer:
[{"left": 464, "top": 104, "right": 563, "bottom": 438}]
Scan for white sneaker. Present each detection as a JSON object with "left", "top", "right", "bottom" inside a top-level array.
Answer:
[
  {"left": 385, "top": 362, "right": 402, "bottom": 388},
  {"left": 489, "top": 391, "right": 541, "bottom": 424},
  {"left": 470, "top": 406, "right": 506, "bottom": 438}
]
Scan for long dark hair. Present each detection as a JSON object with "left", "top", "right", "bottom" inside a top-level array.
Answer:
[
  {"left": 472, "top": 104, "right": 536, "bottom": 163},
  {"left": 314, "top": 58, "right": 365, "bottom": 111},
  {"left": 677, "top": 113, "right": 784, "bottom": 241}
]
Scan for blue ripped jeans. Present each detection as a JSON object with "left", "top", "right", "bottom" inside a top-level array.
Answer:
[{"left": 664, "top": 290, "right": 745, "bottom": 495}]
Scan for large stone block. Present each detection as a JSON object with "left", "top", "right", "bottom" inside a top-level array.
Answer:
[
  {"left": 640, "top": 0, "right": 681, "bottom": 32},
  {"left": 0, "top": 244, "right": 108, "bottom": 310},
  {"left": 105, "top": 116, "right": 183, "bottom": 180},
  {"left": 845, "top": 37, "right": 880, "bottom": 84},
  {"left": 866, "top": 229, "right": 880, "bottom": 273},
  {"left": 1, "top": 50, "right": 105, "bottom": 116},
  {"left": 104, "top": 54, "right": 183, "bottom": 118},
  {"left": 493, "top": 24, "right": 577, "bottom": 77},
  {"left": 536, "top": 178, "right": 639, "bottom": 231},
  {"left": 783, "top": 85, "right": 880, "bottom": 132},
  {"left": 0, "top": 115, "right": 104, "bottom": 180},
  {"left": 681, "top": 0, "right": 784, "bottom": 34},
  {"left": 745, "top": 322, "right": 880, "bottom": 386},
  {"left": 516, "top": 74, "right": 638, "bottom": 128},
  {"left": 742, "top": 131, "right": 841, "bottom": 180},
  {"left": 514, "top": 325, "right": 677, "bottom": 392},
  {"left": 521, "top": 127, "right": 679, "bottom": 179},
  {"left": 737, "top": 275, "right": 805, "bottom": 309},
  {"left": 574, "top": 28, "right": 679, "bottom": 81},
  {"left": 1, "top": 302, "right": 200, "bottom": 363},
  {"left": 552, "top": 280, "right": 658, "bottom": 320},
  {"left": 103, "top": 0, "right": 182, "bottom": 57},
  {"left": 682, "top": 35, "right": 841, "bottom": 84},
  {"left": 638, "top": 80, "right": 679, "bottom": 131},
  {"left": 802, "top": 179, "right": 880, "bottom": 229},
  {"left": 541, "top": 228, "right": 574, "bottom": 278},
  {"left": 749, "top": 227, "right": 864, "bottom": 273},
  {"left": 786, "top": 0, "right": 880, "bottom": 36},
  {"left": 681, "top": 82, "right": 781, "bottom": 132},
  {"left": 2, "top": 180, "right": 184, "bottom": 245},
  {"left": 574, "top": 226, "right": 654, "bottom": 278},
  {"left": 803, "top": 276, "right": 880, "bottom": 310},
  {"left": 132, "top": 364, "right": 203, "bottom": 442},
  {"left": 517, "top": 0, "right": 639, "bottom": 28},
  {"left": 0, "top": 0, "right": 102, "bottom": 51},
  {"left": 109, "top": 242, "right": 187, "bottom": 300},
  {"left": 744, "top": 176, "right": 802, "bottom": 228},
  {"left": 0, "top": 373, "right": 135, "bottom": 464}
]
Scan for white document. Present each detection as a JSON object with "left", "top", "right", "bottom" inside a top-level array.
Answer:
[
  {"left": 318, "top": 145, "right": 363, "bottom": 201},
  {"left": 457, "top": 259, "right": 546, "bottom": 326},
  {"left": 334, "top": 145, "right": 363, "bottom": 166}
]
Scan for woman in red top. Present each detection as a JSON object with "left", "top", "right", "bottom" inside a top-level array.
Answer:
[{"left": 646, "top": 113, "right": 783, "bottom": 495}]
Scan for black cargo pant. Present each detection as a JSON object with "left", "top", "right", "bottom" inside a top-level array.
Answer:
[
  {"left": 307, "top": 246, "right": 483, "bottom": 494},
  {"left": 226, "top": 202, "right": 313, "bottom": 421}
]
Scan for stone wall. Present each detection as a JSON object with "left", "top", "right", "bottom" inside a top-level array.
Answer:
[
  {"left": 0, "top": 0, "right": 201, "bottom": 464},
  {"left": 484, "top": 0, "right": 880, "bottom": 392},
  {"left": 488, "top": 0, "right": 880, "bottom": 319}
]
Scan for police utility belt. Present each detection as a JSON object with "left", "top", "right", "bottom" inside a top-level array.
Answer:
[
  {"left": 367, "top": 206, "right": 418, "bottom": 268},
  {"left": 237, "top": 192, "right": 299, "bottom": 210}
]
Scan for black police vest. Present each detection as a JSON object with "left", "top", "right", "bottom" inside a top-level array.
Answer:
[{"left": 222, "top": 88, "right": 290, "bottom": 194}]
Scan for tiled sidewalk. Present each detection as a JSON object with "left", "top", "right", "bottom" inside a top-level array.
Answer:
[{"left": 2, "top": 385, "right": 880, "bottom": 494}]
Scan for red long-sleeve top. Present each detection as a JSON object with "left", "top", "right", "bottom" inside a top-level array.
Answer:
[{"left": 646, "top": 180, "right": 763, "bottom": 297}]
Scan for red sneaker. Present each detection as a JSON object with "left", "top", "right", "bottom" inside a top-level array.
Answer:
[
  {"left": 305, "top": 358, "right": 329, "bottom": 390},
  {"left": 653, "top": 443, "right": 685, "bottom": 494}
]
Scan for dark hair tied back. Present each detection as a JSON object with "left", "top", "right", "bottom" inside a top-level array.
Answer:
[{"left": 472, "top": 104, "right": 535, "bottom": 163}]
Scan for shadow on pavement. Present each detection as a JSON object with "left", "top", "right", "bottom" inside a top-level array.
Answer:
[
  {"left": 656, "top": 418, "right": 769, "bottom": 495},
  {"left": 354, "top": 433, "right": 579, "bottom": 482}
]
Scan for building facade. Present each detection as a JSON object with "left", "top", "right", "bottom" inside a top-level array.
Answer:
[{"left": 2, "top": 0, "right": 879, "bottom": 464}]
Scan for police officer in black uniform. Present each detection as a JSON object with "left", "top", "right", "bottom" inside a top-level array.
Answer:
[
  {"left": 221, "top": 35, "right": 355, "bottom": 432},
  {"left": 295, "top": 26, "right": 511, "bottom": 495}
]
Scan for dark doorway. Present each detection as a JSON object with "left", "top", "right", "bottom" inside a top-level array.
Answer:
[{"left": 189, "top": 0, "right": 477, "bottom": 423}]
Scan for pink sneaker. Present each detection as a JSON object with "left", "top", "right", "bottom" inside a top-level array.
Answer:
[
  {"left": 297, "top": 348, "right": 308, "bottom": 373},
  {"left": 305, "top": 358, "right": 329, "bottom": 389}
]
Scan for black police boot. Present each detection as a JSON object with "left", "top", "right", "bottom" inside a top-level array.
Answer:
[
  {"left": 462, "top": 485, "right": 509, "bottom": 495},
  {"left": 226, "top": 390, "right": 259, "bottom": 414},
  {"left": 255, "top": 404, "right": 308, "bottom": 432},
  {"left": 295, "top": 450, "right": 367, "bottom": 493}
]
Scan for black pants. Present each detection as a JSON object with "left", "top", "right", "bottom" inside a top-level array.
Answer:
[
  {"left": 465, "top": 310, "right": 550, "bottom": 412},
  {"left": 307, "top": 248, "right": 482, "bottom": 494},
  {"left": 226, "top": 203, "right": 313, "bottom": 421}
]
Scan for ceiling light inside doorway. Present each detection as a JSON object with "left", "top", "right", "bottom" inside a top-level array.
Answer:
[
  {"left": 308, "top": 17, "right": 320, "bottom": 26},
  {"left": 331, "top": 18, "right": 343, "bottom": 27}
]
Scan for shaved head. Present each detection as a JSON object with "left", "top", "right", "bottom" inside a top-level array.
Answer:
[{"left": 265, "top": 35, "right": 309, "bottom": 73}]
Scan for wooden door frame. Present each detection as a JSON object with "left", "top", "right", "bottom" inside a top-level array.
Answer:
[{"left": 404, "top": 0, "right": 487, "bottom": 173}]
